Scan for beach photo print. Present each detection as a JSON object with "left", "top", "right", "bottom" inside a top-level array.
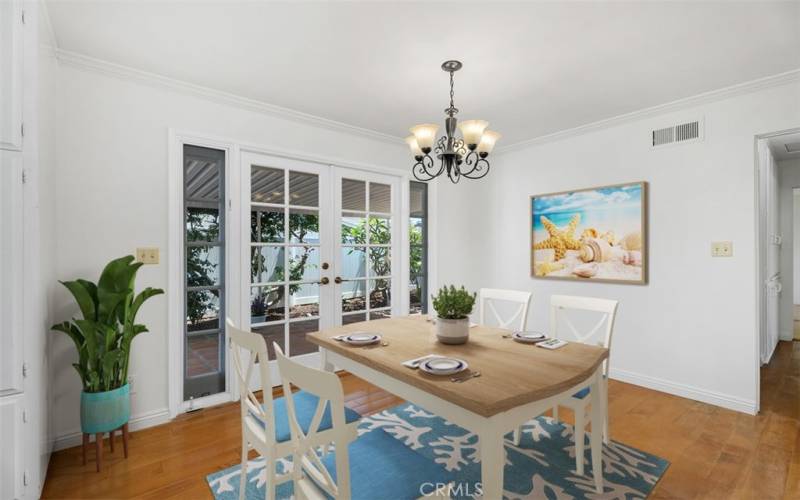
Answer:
[{"left": 530, "top": 182, "right": 648, "bottom": 284}]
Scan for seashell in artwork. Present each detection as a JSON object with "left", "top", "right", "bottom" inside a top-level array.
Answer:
[
  {"left": 580, "top": 228, "right": 598, "bottom": 242},
  {"left": 535, "top": 261, "right": 565, "bottom": 276},
  {"left": 573, "top": 262, "right": 599, "bottom": 278},
  {"left": 621, "top": 231, "right": 643, "bottom": 251},
  {"left": 623, "top": 250, "right": 643, "bottom": 267},
  {"left": 599, "top": 230, "right": 616, "bottom": 246}
]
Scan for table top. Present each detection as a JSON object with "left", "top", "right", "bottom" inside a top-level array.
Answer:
[{"left": 307, "top": 316, "right": 609, "bottom": 417}]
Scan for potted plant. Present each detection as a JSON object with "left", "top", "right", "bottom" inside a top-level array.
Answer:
[
  {"left": 431, "top": 285, "right": 476, "bottom": 345},
  {"left": 251, "top": 293, "right": 268, "bottom": 323},
  {"left": 52, "top": 256, "right": 163, "bottom": 444}
]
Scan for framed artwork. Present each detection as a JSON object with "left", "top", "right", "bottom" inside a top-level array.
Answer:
[{"left": 530, "top": 181, "right": 648, "bottom": 284}]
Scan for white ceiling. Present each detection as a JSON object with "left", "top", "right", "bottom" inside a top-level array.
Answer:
[{"left": 45, "top": 1, "right": 800, "bottom": 146}]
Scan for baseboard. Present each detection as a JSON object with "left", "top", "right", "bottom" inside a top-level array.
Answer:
[
  {"left": 609, "top": 367, "right": 758, "bottom": 415},
  {"left": 53, "top": 407, "right": 171, "bottom": 451}
]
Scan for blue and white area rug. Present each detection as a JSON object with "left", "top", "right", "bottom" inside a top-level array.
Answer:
[{"left": 207, "top": 403, "right": 669, "bottom": 499}]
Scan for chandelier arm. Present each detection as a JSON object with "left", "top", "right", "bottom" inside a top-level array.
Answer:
[
  {"left": 460, "top": 156, "right": 491, "bottom": 179},
  {"left": 412, "top": 154, "right": 438, "bottom": 181}
]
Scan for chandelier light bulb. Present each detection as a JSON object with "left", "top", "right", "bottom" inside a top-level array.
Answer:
[
  {"left": 409, "top": 124, "right": 439, "bottom": 151},
  {"left": 476, "top": 130, "right": 501, "bottom": 155},
  {"left": 405, "top": 135, "right": 423, "bottom": 157},
  {"left": 457, "top": 120, "right": 489, "bottom": 148}
]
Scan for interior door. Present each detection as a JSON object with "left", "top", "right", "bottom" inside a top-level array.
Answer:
[
  {"left": 333, "top": 168, "right": 401, "bottom": 325},
  {"left": 242, "top": 152, "right": 333, "bottom": 385}
]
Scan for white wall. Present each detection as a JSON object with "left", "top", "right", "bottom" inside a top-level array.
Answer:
[
  {"left": 779, "top": 159, "right": 800, "bottom": 340},
  {"left": 491, "top": 81, "right": 800, "bottom": 414}
]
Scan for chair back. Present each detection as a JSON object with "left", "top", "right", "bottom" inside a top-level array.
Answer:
[
  {"left": 549, "top": 295, "right": 618, "bottom": 373},
  {"left": 227, "top": 318, "right": 275, "bottom": 444},
  {"left": 479, "top": 288, "right": 532, "bottom": 330},
  {"left": 273, "top": 343, "right": 350, "bottom": 499}
]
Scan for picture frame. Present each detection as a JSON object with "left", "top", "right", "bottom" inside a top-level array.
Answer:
[{"left": 530, "top": 181, "right": 648, "bottom": 284}]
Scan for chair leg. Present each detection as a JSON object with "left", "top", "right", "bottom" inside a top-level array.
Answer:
[
  {"left": 574, "top": 408, "right": 585, "bottom": 476},
  {"left": 239, "top": 440, "right": 248, "bottom": 500},
  {"left": 82, "top": 433, "right": 88, "bottom": 466},
  {"left": 122, "top": 423, "right": 129, "bottom": 458},
  {"left": 264, "top": 457, "right": 275, "bottom": 500},
  {"left": 601, "top": 377, "right": 610, "bottom": 444},
  {"left": 95, "top": 433, "right": 103, "bottom": 472},
  {"left": 552, "top": 405, "right": 559, "bottom": 422},
  {"left": 109, "top": 429, "right": 115, "bottom": 453}
]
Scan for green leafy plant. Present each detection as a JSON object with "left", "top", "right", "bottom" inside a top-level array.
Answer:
[
  {"left": 52, "top": 256, "right": 164, "bottom": 393},
  {"left": 431, "top": 285, "right": 476, "bottom": 320}
]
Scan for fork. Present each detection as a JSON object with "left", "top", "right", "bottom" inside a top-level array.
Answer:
[{"left": 451, "top": 371, "right": 481, "bottom": 383}]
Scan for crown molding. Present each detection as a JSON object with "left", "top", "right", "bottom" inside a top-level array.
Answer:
[
  {"left": 54, "top": 48, "right": 405, "bottom": 146},
  {"left": 499, "top": 68, "right": 800, "bottom": 154}
]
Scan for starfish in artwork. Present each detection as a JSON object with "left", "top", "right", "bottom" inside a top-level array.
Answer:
[{"left": 533, "top": 214, "right": 582, "bottom": 260}]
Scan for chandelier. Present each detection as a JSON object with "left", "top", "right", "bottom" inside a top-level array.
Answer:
[{"left": 406, "top": 60, "right": 501, "bottom": 184}]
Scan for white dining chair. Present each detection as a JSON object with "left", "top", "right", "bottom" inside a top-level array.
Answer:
[
  {"left": 227, "top": 319, "right": 361, "bottom": 500},
  {"left": 513, "top": 296, "right": 618, "bottom": 476},
  {"left": 478, "top": 288, "right": 532, "bottom": 330},
  {"left": 273, "top": 343, "right": 453, "bottom": 499}
]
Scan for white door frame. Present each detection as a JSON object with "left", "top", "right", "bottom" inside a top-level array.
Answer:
[{"left": 168, "top": 129, "right": 426, "bottom": 417}]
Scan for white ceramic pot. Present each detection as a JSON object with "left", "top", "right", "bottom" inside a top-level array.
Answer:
[{"left": 436, "top": 317, "right": 469, "bottom": 345}]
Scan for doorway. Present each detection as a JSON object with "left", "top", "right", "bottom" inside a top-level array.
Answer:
[{"left": 241, "top": 151, "right": 401, "bottom": 388}]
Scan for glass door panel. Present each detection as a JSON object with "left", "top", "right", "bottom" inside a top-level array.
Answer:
[{"left": 335, "top": 170, "right": 399, "bottom": 325}]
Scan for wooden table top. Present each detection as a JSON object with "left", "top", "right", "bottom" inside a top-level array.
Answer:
[{"left": 308, "top": 316, "right": 609, "bottom": 417}]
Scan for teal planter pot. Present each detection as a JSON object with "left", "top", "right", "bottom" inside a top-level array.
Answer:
[{"left": 80, "top": 384, "right": 130, "bottom": 434}]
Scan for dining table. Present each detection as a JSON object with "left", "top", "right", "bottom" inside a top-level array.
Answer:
[{"left": 307, "top": 315, "right": 609, "bottom": 498}]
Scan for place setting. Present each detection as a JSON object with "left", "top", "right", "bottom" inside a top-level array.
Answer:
[
  {"left": 332, "top": 331, "right": 389, "bottom": 348},
  {"left": 403, "top": 354, "right": 481, "bottom": 383},
  {"left": 503, "top": 330, "right": 569, "bottom": 350}
]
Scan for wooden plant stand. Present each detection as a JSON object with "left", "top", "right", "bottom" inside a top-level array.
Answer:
[{"left": 81, "top": 423, "right": 129, "bottom": 472}]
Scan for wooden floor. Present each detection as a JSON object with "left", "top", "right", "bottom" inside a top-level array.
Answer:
[{"left": 43, "top": 341, "right": 800, "bottom": 499}]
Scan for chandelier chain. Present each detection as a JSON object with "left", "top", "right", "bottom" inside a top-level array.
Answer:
[{"left": 449, "top": 71, "right": 455, "bottom": 110}]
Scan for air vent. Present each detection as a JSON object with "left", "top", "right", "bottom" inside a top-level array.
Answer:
[
  {"left": 785, "top": 142, "right": 800, "bottom": 154},
  {"left": 651, "top": 120, "right": 702, "bottom": 148}
]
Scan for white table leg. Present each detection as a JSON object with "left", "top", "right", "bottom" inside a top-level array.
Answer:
[
  {"left": 479, "top": 426, "right": 505, "bottom": 500},
  {"left": 589, "top": 368, "right": 604, "bottom": 494},
  {"left": 320, "top": 348, "right": 334, "bottom": 372}
]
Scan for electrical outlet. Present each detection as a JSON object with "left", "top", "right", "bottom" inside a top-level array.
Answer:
[
  {"left": 136, "top": 247, "right": 159, "bottom": 264},
  {"left": 127, "top": 375, "right": 136, "bottom": 395},
  {"left": 711, "top": 241, "right": 733, "bottom": 257}
]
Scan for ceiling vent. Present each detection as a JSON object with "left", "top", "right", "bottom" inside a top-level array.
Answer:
[
  {"left": 651, "top": 119, "right": 703, "bottom": 148},
  {"left": 785, "top": 142, "right": 800, "bottom": 154}
]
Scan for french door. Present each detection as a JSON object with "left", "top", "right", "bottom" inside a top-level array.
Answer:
[{"left": 241, "top": 153, "right": 400, "bottom": 385}]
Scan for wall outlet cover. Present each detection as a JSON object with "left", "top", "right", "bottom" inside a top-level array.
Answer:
[
  {"left": 136, "top": 247, "right": 159, "bottom": 264},
  {"left": 711, "top": 241, "right": 733, "bottom": 257}
]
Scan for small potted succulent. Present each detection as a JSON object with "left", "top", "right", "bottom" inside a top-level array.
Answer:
[
  {"left": 251, "top": 293, "right": 268, "bottom": 323},
  {"left": 431, "top": 285, "right": 476, "bottom": 345}
]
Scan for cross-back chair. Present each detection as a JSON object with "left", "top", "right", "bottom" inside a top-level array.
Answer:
[
  {"left": 273, "top": 343, "right": 453, "bottom": 499},
  {"left": 228, "top": 319, "right": 361, "bottom": 500},
  {"left": 478, "top": 288, "right": 532, "bottom": 330}
]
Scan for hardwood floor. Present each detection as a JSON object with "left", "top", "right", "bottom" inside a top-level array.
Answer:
[{"left": 43, "top": 341, "right": 800, "bottom": 499}]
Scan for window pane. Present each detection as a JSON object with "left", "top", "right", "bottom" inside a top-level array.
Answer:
[
  {"left": 342, "top": 313, "right": 367, "bottom": 325},
  {"left": 186, "top": 207, "right": 220, "bottom": 242},
  {"left": 410, "top": 244, "right": 424, "bottom": 279},
  {"left": 370, "top": 310, "right": 391, "bottom": 321},
  {"left": 187, "top": 246, "right": 221, "bottom": 287},
  {"left": 342, "top": 280, "right": 367, "bottom": 312},
  {"left": 369, "top": 247, "right": 391, "bottom": 277},
  {"left": 289, "top": 320, "right": 319, "bottom": 357},
  {"left": 370, "top": 279, "right": 391, "bottom": 309},
  {"left": 342, "top": 179, "right": 366, "bottom": 211},
  {"left": 342, "top": 214, "right": 366, "bottom": 244},
  {"left": 251, "top": 208, "right": 285, "bottom": 243},
  {"left": 251, "top": 285, "right": 285, "bottom": 323},
  {"left": 252, "top": 324, "right": 284, "bottom": 361},
  {"left": 410, "top": 181, "right": 427, "bottom": 218},
  {"left": 251, "top": 166, "right": 284, "bottom": 203},
  {"left": 186, "top": 332, "right": 221, "bottom": 377},
  {"left": 185, "top": 148, "right": 221, "bottom": 201},
  {"left": 290, "top": 283, "right": 319, "bottom": 318},
  {"left": 289, "top": 246, "right": 319, "bottom": 282},
  {"left": 369, "top": 216, "right": 391, "bottom": 244},
  {"left": 289, "top": 208, "right": 319, "bottom": 243},
  {"left": 369, "top": 183, "right": 391, "bottom": 213},
  {"left": 410, "top": 217, "right": 424, "bottom": 241},
  {"left": 341, "top": 247, "right": 366, "bottom": 278},
  {"left": 410, "top": 275, "right": 426, "bottom": 314},
  {"left": 186, "top": 289, "right": 220, "bottom": 332},
  {"left": 251, "top": 246, "right": 284, "bottom": 283},
  {"left": 289, "top": 171, "right": 319, "bottom": 207}
]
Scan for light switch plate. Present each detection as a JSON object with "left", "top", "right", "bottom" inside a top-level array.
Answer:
[
  {"left": 136, "top": 247, "right": 159, "bottom": 264},
  {"left": 711, "top": 241, "right": 733, "bottom": 257}
]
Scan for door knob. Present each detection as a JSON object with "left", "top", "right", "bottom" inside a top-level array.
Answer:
[
  {"left": 319, "top": 277, "right": 330, "bottom": 285},
  {"left": 334, "top": 276, "right": 343, "bottom": 284},
  {"left": 321, "top": 262, "right": 329, "bottom": 270}
]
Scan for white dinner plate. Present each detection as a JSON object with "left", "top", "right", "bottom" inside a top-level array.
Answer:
[
  {"left": 419, "top": 357, "right": 468, "bottom": 376},
  {"left": 512, "top": 331, "right": 546, "bottom": 344},
  {"left": 342, "top": 332, "right": 381, "bottom": 345}
]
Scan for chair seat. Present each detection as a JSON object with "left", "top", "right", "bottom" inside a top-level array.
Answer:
[
  {"left": 320, "top": 428, "right": 453, "bottom": 499},
  {"left": 251, "top": 390, "right": 361, "bottom": 443},
  {"left": 571, "top": 375, "right": 607, "bottom": 400}
]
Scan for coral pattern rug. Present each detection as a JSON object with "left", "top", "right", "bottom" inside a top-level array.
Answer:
[{"left": 207, "top": 403, "right": 669, "bottom": 499}]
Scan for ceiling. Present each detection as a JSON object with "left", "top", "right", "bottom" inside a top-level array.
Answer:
[
  {"left": 46, "top": 1, "right": 800, "bottom": 146},
  {"left": 768, "top": 132, "right": 800, "bottom": 162}
]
